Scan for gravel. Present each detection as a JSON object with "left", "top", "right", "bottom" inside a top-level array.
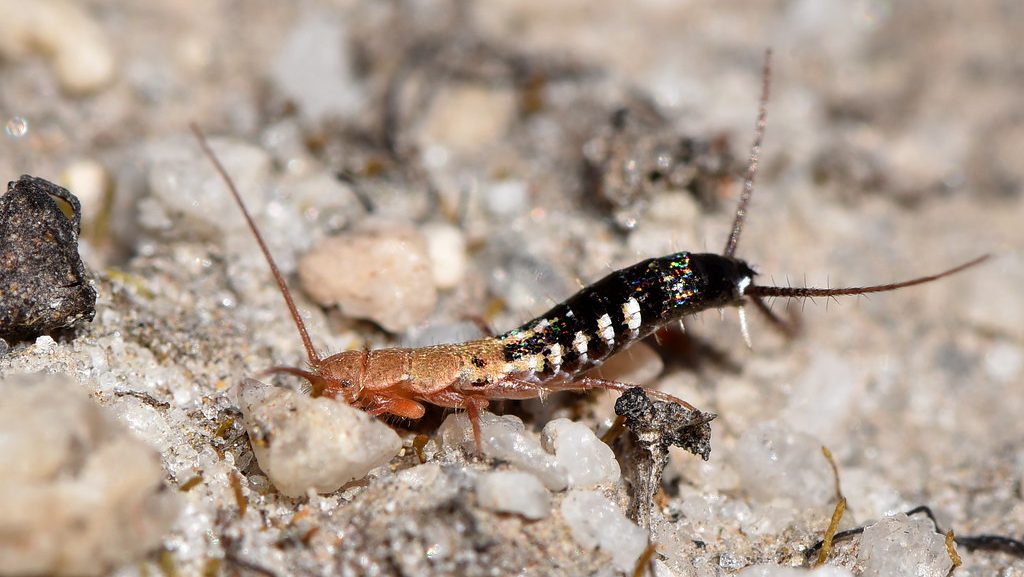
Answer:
[{"left": 0, "top": 1, "right": 1020, "bottom": 576}]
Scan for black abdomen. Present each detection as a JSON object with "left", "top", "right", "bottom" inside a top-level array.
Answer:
[{"left": 498, "top": 252, "right": 752, "bottom": 380}]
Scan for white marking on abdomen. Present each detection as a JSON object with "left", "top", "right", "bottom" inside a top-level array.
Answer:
[
  {"left": 526, "top": 354, "right": 544, "bottom": 372},
  {"left": 573, "top": 331, "right": 589, "bottom": 362},
  {"left": 622, "top": 297, "right": 641, "bottom": 337},
  {"left": 548, "top": 343, "right": 563, "bottom": 373},
  {"left": 597, "top": 313, "right": 615, "bottom": 347}
]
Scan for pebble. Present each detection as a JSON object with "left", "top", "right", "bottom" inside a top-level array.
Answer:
[
  {"left": 483, "top": 179, "right": 530, "bottom": 218},
  {"left": 271, "top": 10, "right": 363, "bottom": 121},
  {"left": 737, "top": 565, "right": 854, "bottom": 577},
  {"left": 236, "top": 379, "right": 402, "bottom": 497},
  {"left": 0, "top": 176, "right": 97, "bottom": 341},
  {"left": 984, "top": 340, "right": 1023, "bottom": 383},
  {"left": 541, "top": 419, "right": 620, "bottom": 489},
  {"left": 780, "top": 352, "right": 865, "bottom": 444},
  {"left": 61, "top": 159, "right": 110, "bottom": 225},
  {"left": 422, "top": 222, "right": 468, "bottom": 290},
  {"left": 560, "top": 490, "right": 648, "bottom": 573},
  {"left": 298, "top": 220, "right": 437, "bottom": 332},
  {"left": 732, "top": 421, "right": 834, "bottom": 510},
  {"left": 0, "top": 0, "right": 117, "bottom": 94},
  {"left": 144, "top": 136, "right": 272, "bottom": 235},
  {"left": 0, "top": 374, "right": 177, "bottom": 576},
  {"left": 439, "top": 411, "right": 568, "bottom": 491},
  {"left": 475, "top": 470, "right": 551, "bottom": 520},
  {"left": 857, "top": 513, "right": 953, "bottom": 577},
  {"left": 420, "top": 84, "right": 517, "bottom": 155}
]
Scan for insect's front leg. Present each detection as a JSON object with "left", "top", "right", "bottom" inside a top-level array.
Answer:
[{"left": 362, "top": 393, "right": 427, "bottom": 420}]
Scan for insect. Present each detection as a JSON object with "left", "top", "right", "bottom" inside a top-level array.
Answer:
[{"left": 191, "top": 50, "right": 986, "bottom": 451}]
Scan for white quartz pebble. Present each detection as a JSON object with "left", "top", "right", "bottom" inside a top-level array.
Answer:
[
  {"left": 0, "top": 374, "right": 177, "bottom": 576},
  {"left": 541, "top": 418, "right": 620, "bottom": 489},
  {"left": 857, "top": 513, "right": 953, "bottom": 577},
  {"left": 271, "top": 10, "right": 363, "bottom": 121},
  {"left": 61, "top": 159, "right": 110, "bottom": 224},
  {"left": 144, "top": 137, "right": 273, "bottom": 234},
  {"left": 0, "top": 0, "right": 117, "bottom": 94},
  {"left": 732, "top": 421, "right": 833, "bottom": 509},
  {"left": 475, "top": 471, "right": 551, "bottom": 520},
  {"left": 237, "top": 379, "right": 402, "bottom": 497},
  {"left": 439, "top": 411, "right": 568, "bottom": 491},
  {"left": 737, "top": 565, "right": 854, "bottom": 577},
  {"left": 422, "top": 222, "right": 468, "bottom": 290},
  {"left": 560, "top": 490, "right": 648, "bottom": 573}
]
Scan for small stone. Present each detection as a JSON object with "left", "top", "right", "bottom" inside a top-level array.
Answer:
[
  {"left": 439, "top": 411, "right": 568, "bottom": 491},
  {"left": 0, "top": 175, "right": 96, "bottom": 341},
  {"left": 61, "top": 159, "right": 110, "bottom": 225},
  {"left": 33, "top": 335, "right": 56, "bottom": 353},
  {"left": 856, "top": 513, "right": 953, "bottom": 577},
  {"left": 271, "top": 10, "right": 363, "bottom": 121},
  {"left": 0, "top": 374, "right": 177, "bottom": 576},
  {"left": 732, "top": 421, "right": 833, "bottom": 510},
  {"left": 0, "top": 0, "right": 117, "bottom": 94},
  {"left": 560, "top": 490, "right": 648, "bottom": 574},
  {"left": 422, "top": 222, "right": 468, "bottom": 290},
  {"left": 781, "top": 352, "right": 865, "bottom": 444},
  {"left": 984, "top": 341, "right": 1022, "bottom": 383},
  {"left": 396, "top": 462, "right": 443, "bottom": 490},
  {"left": 236, "top": 379, "right": 402, "bottom": 497},
  {"left": 298, "top": 220, "right": 437, "bottom": 332},
  {"left": 475, "top": 471, "right": 551, "bottom": 520},
  {"left": 541, "top": 418, "right": 620, "bottom": 489},
  {"left": 420, "top": 84, "right": 517, "bottom": 155},
  {"left": 144, "top": 136, "right": 272, "bottom": 235},
  {"left": 737, "top": 565, "right": 854, "bottom": 577},
  {"left": 483, "top": 179, "right": 530, "bottom": 218}
]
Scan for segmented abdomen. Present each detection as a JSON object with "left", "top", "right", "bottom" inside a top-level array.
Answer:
[{"left": 497, "top": 251, "right": 703, "bottom": 380}]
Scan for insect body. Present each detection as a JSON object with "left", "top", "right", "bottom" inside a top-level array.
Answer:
[
  {"left": 259, "top": 251, "right": 752, "bottom": 444},
  {"left": 191, "top": 51, "right": 985, "bottom": 450}
]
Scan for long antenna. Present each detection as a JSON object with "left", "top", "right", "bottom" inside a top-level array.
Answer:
[
  {"left": 746, "top": 255, "right": 989, "bottom": 299},
  {"left": 190, "top": 124, "right": 321, "bottom": 364},
  {"left": 723, "top": 49, "right": 772, "bottom": 258}
]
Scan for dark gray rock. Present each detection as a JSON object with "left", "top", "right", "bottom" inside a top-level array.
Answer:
[{"left": 0, "top": 175, "right": 96, "bottom": 342}]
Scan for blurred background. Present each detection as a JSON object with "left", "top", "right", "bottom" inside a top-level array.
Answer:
[{"left": 1, "top": 0, "right": 1021, "bottom": 575}]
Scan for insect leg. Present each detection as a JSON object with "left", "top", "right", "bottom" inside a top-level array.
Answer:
[
  {"left": 748, "top": 294, "right": 800, "bottom": 338},
  {"left": 364, "top": 394, "right": 427, "bottom": 420},
  {"left": 464, "top": 396, "right": 489, "bottom": 456},
  {"left": 425, "top": 389, "right": 490, "bottom": 455}
]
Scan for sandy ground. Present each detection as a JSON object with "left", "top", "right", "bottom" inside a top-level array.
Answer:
[{"left": 1, "top": 1, "right": 1022, "bottom": 576}]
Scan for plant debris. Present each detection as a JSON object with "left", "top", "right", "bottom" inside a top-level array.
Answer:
[{"left": 614, "top": 386, "right": 715, "bottom": 529}]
